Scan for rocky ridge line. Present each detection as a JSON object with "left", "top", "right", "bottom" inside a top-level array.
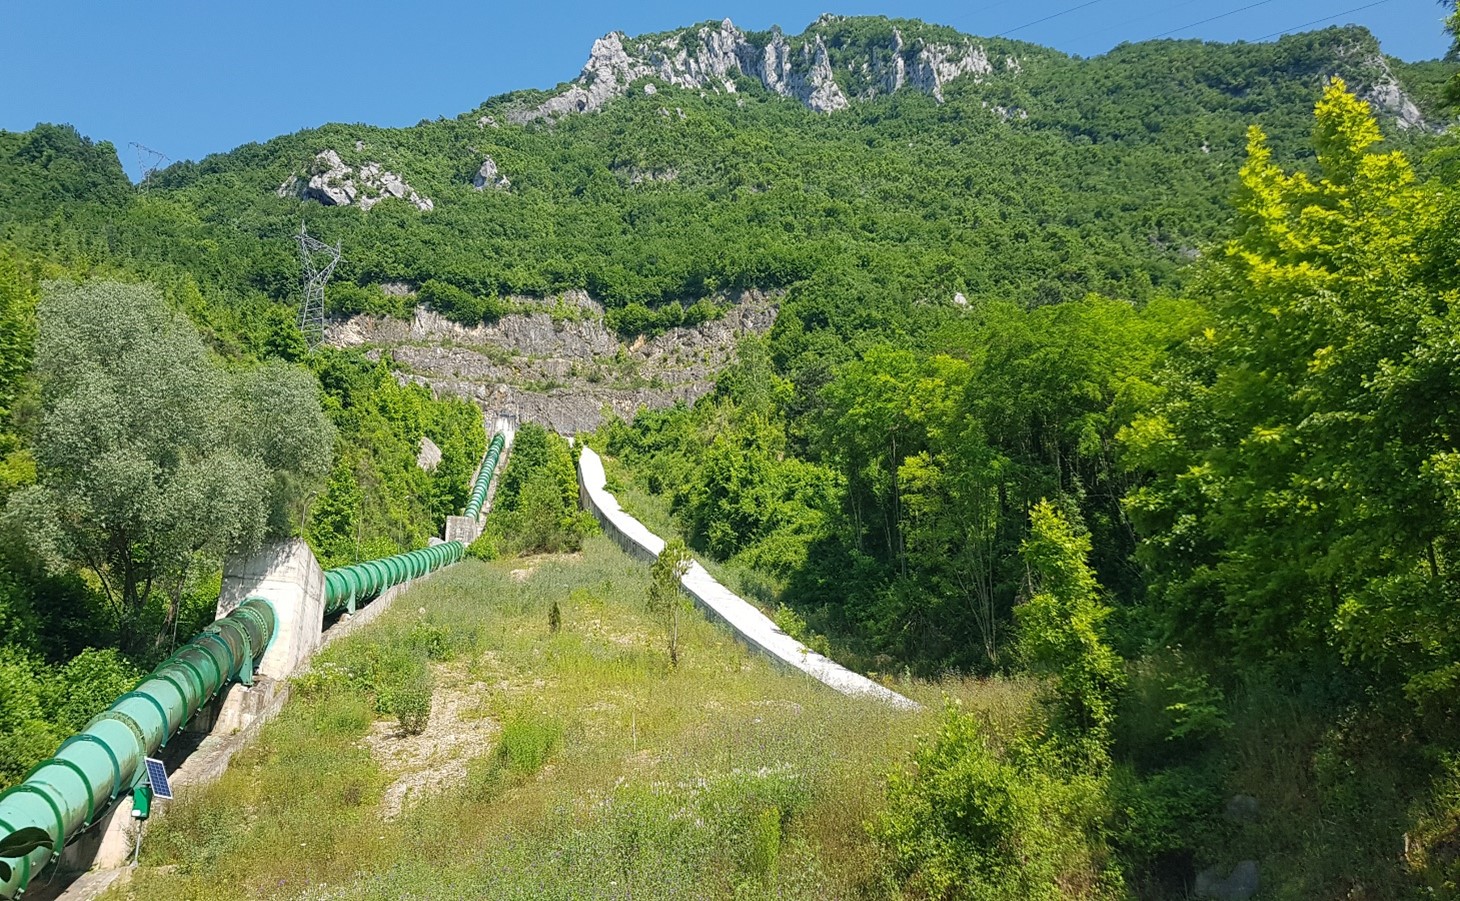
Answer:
[{"left": 509, "top": 16, "right": 1019, "bottom": 121}]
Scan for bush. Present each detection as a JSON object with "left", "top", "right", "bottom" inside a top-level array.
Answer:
[
  {"left": 496, "top": 708, "right": 562, "bottom": 774},
  {"left": 406, "top": 620, "right": 452, "bottom": 662},
  {"left": 385, "top": 667, "right": 433, "bottom": 736},
  {"left": 50, "top": 647, "right": 142, "bottom": 732},
  {"left": 872, "top": 702, "right": 1121, "bottom": 900},
  {"left": 772, "top": 603, "right": 832, "bottom": 658},
  {"left": 484, "top": 423, "right": 597, "bottom": 556},
  {"left": 466, "top": 530, "right": 499, "bottom": 560}
]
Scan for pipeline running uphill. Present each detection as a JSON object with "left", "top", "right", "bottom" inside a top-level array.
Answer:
[{"left": 0, "top": 432, "right": 506, "bottom": 898}]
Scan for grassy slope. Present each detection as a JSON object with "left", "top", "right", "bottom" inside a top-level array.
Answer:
[{"left": 112, "top": 537, "right": 1026, "bottom": 900}]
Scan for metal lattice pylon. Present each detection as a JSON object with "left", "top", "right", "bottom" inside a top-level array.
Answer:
[
  {"left": 129, "top": 142, "right": 170, "bottom": 193},
  {"left": 295, "top": 223, "right": 341, "bottom": 351}
]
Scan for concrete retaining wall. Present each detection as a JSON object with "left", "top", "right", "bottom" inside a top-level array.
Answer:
[{"left": 577, "top": 447, "right": 918, "bottom": 710}]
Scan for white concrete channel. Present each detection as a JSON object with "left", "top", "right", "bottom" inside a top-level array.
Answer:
[{"left": 577, "top": 446, "right": 919, "bottom": 710}]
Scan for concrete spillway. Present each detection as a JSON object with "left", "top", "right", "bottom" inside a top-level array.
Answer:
[{"left": 577, "top": 446, "right": 919, "bottom": 710}]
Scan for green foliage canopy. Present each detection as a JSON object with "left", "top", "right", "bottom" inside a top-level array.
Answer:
[
  {"left": 6, "top": 281, "right": 333, "bottom": 648},
  {"left": 1123, "top": 81, "right": 1460, "bottom": 709}
]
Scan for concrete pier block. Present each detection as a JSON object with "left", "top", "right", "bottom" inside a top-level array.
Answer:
[
  {"left": 444, "top": 514, "right": 481, "bottom": 546},
  {"left": 218, "top": 538, "right": 326, "bottom": 681}
]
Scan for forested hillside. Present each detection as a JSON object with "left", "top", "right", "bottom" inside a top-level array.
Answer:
[{"left": 2, "top": 12, "right": 1460, "bottom": 899}]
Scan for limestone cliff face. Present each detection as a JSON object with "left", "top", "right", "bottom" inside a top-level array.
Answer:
[
  {"left": 1344, "top": 51, "right": 1429, "bottom": 131},
  {"left": 506, "top": 17, "right": 1438, "bottom": 132},
  {"left": 327, "top": 290, "right": 780, "bottom": 434},
  {"left": 509, "top": 16, "right": 1022, "bottom": 122}
]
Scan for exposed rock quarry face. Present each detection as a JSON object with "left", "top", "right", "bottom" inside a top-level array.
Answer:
[
  {"left": 472, "top": 156, "right": 510, "bottom": 191},
  {"left": 277, "top": 150, "right": 434, "bottom": 212},
  {"left": 327, "top": 290, "right": 779, "bottom": 434},
  {"left": 509, "top": 17, "right": 1017, "bottom": 121}
]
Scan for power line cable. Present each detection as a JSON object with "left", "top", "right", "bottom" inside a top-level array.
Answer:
[
  {"left": 996, "top": 0, "right": 1109, "bottom": 37},
  {"left": 1255, "top": 0, "right": 1394, "bottom": 41},
  {"left": 1147, "top": 0, "right": 1281, "bottom": 40},
  {"left": 1080, "top": 0, "right": 1207, "bottom": 41},
  {"left": 967, "top": 0, "right": 1024, "bottom": 16}
]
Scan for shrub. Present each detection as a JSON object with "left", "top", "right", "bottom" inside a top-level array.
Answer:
[
  {"left": 649, "top": 539, "right": 693, "bottom": 666},
  {"left": 466, "top": 530, "right": 499, "bottom": 560},
  {"left": 496, "top": 708, "right": 563, "bottom": 774},
  {"left": 385, "top": 667, "right": 433, "bottom": 736},
  {"left": 772, "top": 604, "right": 832, "bottom": 658},
  {"left": 49, "top": 647, "right": 142, "bottom": 732},
  {"left": 873, "top": 702, "right": 1121, "bottom": 900},
  {"left": 406, "top": 620, "right": 452, "bottom": 661}
]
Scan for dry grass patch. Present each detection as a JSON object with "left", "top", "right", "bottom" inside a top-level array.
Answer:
[{"left": 114, "top": 535, "right": 1033, "bottom": 901}]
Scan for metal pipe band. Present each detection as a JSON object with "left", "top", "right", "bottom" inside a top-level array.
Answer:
[
  {"left": 320, "top": 540, "right": 467, "bottom": 617},
  {"left": 0, "top": 599, "right": 276, "bottom": 900}
]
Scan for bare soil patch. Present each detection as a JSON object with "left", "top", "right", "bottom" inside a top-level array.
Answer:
[{"left": 362, "top": 661, "right": 499, "bottom": 819}]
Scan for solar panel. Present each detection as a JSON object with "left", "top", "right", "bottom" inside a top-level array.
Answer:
[{"left": 144, "top": 758, "right": 174, "bottom": 800}]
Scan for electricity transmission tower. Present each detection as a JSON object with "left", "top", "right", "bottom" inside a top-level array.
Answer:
[
  {"left": 129, "top": 143, "right": 169, "bottom": 192},
  {"left": 295, "top": 224, "right": 341, "bottom": 351}
]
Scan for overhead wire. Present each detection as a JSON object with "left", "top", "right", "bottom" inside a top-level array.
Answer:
[
  {"left": 1079, "top": 0, "right": 1208, "bottom": 41},
  {"left": 1146, "top": 0, "right": 1282, "bottom": 40},
  {"left": 995, "top": 0, "right": 1110, "bottom": 37},
  {"left": 966, "top": 0, "right": 1025, "bottom": 16},
  {"left": 1255, "top": 0, "right": 1394, "bottom": 41}
]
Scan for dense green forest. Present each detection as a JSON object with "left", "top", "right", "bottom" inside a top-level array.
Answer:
[
  {"left": 2, "top": 12, "right": 1460, "bottom": 899},
  {"left": 600, "top": 79, "right": 1460, "bottom": 895}
]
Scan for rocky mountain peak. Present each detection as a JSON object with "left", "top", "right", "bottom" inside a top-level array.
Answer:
[{"left": 508, "top": 16, "right": 1022, "bottom": 122}]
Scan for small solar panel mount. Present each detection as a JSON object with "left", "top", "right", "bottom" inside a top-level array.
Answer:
[{"left": 144, "top": 758, "right": 174, "bottom": 800}]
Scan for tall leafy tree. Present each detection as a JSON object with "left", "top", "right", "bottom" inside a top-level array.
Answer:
[
  {"left": 1017, "top": 500, "right": 1124, "bottom": 764},
  {"left": 0, "top": 252, "right": 36, "bottom": 428},
  {"left": 1446, "top": 1, "right": 1460, "bottom": 105},
  {"left": 1124, "top": 81, "right": 1460, "bottom": 706},
  {"left": 6, "top": 281, "right": 332, "bottom": 650}
]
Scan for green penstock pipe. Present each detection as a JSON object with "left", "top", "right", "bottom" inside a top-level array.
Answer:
[
  {"left": 321, "top": 540, "right": 465, "bottom": 617},
  {"left": 462, "top": 433, "right": 506, "bottom": 522},
  {"left": 0, "top": 598, "right": 275, "bottom": 899}
]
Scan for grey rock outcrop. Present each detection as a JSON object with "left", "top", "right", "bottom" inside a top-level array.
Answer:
[
  {"left": 613, "top": 165, "right": 678, "bottom": 185},
  {"left": 416, "top": 437, "right": 442, "bottom": 472},
  {"left": 327, "top": 290, "right": 779, "bottom": 433},
  {"left": 795, "top": 35, "right": 848, "bottom": 112},
  {"left": 473, "top": 156, "right": 510, "bottom": 191},
  {"left": 1361, "top": 75, "right": 1426, "bottom": 130},
  {"left": 277, "top": 150, "right": 434, "bottom": 212},
  {"left": 909, "top": 37, "right": 993, "bottom": 102},
  {"left": 1329, "top": 37, "right": 1436, "bottom": 132},
  {"left": 509, "top": 17, "right": 1018, "bottom": 121}
]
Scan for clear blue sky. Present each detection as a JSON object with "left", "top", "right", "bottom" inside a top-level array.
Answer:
[{"left": 2, "top": 0, "right": 1451, "bottom": 180}]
